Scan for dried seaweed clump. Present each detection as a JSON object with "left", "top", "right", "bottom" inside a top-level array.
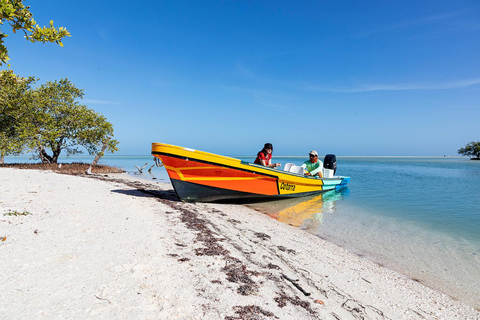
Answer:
[
  {"left": 0, "top": 162, "right": 123, "bottom": 174},
  {"left": 274, "top": 292, "right": 316, "bottom": 316},
  {"left": 225, "top": 305, "right": 277, "bottom": 320},
  {"left": 223, "top": 258, "right": 263, "bottom": 296}
]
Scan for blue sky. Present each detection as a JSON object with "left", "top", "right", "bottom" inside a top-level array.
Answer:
[{"left": 3, "top": 1, "right": 480, "bottom": 156}]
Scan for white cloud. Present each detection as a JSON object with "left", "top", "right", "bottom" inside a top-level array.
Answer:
[
  {"left": 358, "top": 8, "right": 480, "bottom": 38},
  {"left": 306, "top": 78, "right": 480, "bottom": 93}
]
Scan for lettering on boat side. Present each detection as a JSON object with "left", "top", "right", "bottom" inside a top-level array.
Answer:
[{"left": 280, "top": 182, "right": 296, "bottom": 191}]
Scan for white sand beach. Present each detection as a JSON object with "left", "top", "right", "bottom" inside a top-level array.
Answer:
[{"left": 1, "top": 167, "right": 479, "bottom": 319}]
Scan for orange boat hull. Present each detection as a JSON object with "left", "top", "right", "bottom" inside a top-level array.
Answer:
[{"left": 152, "top": 143, "right": 350, "bottom": 202}]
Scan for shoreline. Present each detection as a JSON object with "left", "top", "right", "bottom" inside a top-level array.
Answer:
[
  {"left": 1, "top": 168, "right": 478, "bottom": 319},
  {"left": 245, "top": 192, "right": 480, "bottom": 310}
]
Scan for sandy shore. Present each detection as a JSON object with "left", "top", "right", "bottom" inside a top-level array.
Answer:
[{"left": 1, "top": 168, "right": 478, "bottom": 319}]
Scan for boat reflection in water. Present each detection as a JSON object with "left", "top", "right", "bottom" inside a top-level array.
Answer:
[{"left": 246, "top": 188, "right": 349, "bottom": 230}]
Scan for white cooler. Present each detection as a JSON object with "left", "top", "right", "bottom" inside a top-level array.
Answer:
[{"left": 323, "top": 168, "right": 334, "bottom": 178}]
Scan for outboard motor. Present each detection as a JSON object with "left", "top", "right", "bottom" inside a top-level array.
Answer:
[{"left": 323, "top": 154, "right": 337, "bottom": 174}]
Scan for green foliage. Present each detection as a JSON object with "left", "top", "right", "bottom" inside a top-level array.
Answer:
[
  {"left": 0, "top": 69, "right": 37, "bottom": 158},
  {"left": 0, "top": 0, "right": 70, "bottom": 64},
  {"left": 0, "top": 72, "right": 119, "bottom": 163},
  {"left": 27, "top": 79, "right": 119, "bottom": 163},
  {"left": 458, "top": 141, "right": 480, "bottom": 159},
  {"left": 4, "top": 210, "right": 31, "bottom": 216}
]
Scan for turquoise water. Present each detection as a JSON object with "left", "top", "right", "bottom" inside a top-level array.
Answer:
[
  {"left": 247, "top": 156, "right": 480, "bottom": 309},
  {"left": 4, "top": 154, "right": 480, "bottom": 307}
]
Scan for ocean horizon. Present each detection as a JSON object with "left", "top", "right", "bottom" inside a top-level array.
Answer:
[{"left": 3, "top": 154, "right": 480, "bottom": 308}]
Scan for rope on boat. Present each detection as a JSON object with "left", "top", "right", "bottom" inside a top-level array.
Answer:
[{"left": 154, "top": 157, "right": 164, "bottom": 167}]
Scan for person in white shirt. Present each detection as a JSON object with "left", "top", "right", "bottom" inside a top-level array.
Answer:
[{"left": 302, "top": 150, "right": 323, "bottom": 177}]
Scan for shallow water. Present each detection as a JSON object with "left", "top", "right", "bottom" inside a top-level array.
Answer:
[
  {"left": 247, "top": 156, "right": 480, "bottom": 308},
  {"left": 5, "top": 154, "right": 480, "bottom": 307}
]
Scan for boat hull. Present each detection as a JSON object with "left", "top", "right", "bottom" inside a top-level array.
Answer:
[{"left": 152, "top": 143, "right": 350, "bottom": 202}]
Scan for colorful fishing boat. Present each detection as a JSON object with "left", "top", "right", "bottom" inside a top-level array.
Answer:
[{"left": 152, "top": 143, "right": 350, "bottom": 202}]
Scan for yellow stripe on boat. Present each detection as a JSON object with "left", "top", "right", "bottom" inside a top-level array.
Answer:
[{"left": 152, "top": 142, "right": 349, "bottom": 202}]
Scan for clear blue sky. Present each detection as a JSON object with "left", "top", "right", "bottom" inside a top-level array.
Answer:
[{"left": 4, "top": 1, "right": 480, "bottom": 156}]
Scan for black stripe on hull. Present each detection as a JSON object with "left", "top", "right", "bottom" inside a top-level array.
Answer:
[{"left": 171, "top": 179, "right": 325, "bottom": 203}]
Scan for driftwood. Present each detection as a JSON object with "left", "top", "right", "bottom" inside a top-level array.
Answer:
[
  {"left": 85, "top": 138, "right": 111, "bottom": 175},
  {"left": 134, "top": 163, "right": 148, "bottom": 173},
  {"left": 281, "top": 274, "right": 311, "bottom": 296},
  {"left": 148, "top": 164, "right": 155, "bottom": 173},
  {"left": 92, "top": 138, "right": 110, "bottom": 166}
]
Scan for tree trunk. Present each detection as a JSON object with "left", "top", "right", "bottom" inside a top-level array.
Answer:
[
  {"left": 52, "top": 149, "right": 61, "bottom": 164},
  {"left": 51, "top": 139, "right": 63, "bottom": 164},
  {"left": 39, "top": 147, "right": 53, "bottom": 163},
  {"left": 0, "top": 154, "right": 4, "bottom": 164},
  {"left": 91, "top": 138, "right": 110, "bottom": 166}
]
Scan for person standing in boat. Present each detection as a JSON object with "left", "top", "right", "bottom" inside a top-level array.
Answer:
[
  {"left": 254, "top": 143, "right": 281, "bottom": 168},
  {"left": 302, "top": 150, "right": 323, "bottom": 177}
]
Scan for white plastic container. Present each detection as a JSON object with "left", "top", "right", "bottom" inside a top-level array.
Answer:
[{"left": 323, "top": 169, "right": 334, "bottom": 178}]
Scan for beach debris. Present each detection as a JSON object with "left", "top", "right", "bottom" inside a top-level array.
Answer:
[
  {"left": 1, "top": 236, "right": 7, "bottom": 242},
  {"left": 94, "top": 295, "right": 111, "bottom": 304},
  {"left": 223, "top": 260, "right": 261, "bottom": 296},
  {"left": 267, "top": 263, "right": 280, "bottom": 270},
  {"left": 85, "top": 166, "right": 92, "bottom": 175},
  {"left": 274, "top": 292, "right": 316, "bottom": 315},
  {"left": 277, "top": 246, "right": 296, "bottom": 255},
  {"left": 226, "top": 305, "right": 276, "bottom": 319},
  {"left": 254, "top": 232, "right": 271, "bottom": 240},
  {"left": 281, "top": 274, "right": 311, "bottom": 296},
  {"left": 341, "top": 299, "right": 368, "bottom": 318},
  {"left": 134, "top": 163, "right": 148, "bottom": 173},
  {"left": 362, "top": 277, "right": 371, "bottom": 284},
  {"left": 3, "top": 210, "right": 31, "bottom": 216},
  {"left": 227, "top": 218, "right": 241, "bottom": 225},
  {"left": 175, "top": 243, "right": 187, "bottom": 247},
  {"left": 315, "top": 299, "right": 325, "bottom": 305}
]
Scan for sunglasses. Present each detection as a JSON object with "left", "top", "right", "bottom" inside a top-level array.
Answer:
[{"left": 310, "top": 155, "right": 317, "bottom": 157}]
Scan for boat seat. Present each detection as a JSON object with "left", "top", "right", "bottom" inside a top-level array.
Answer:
[
  {"left": 289, "top": 165, "right": 305, "bottom": 175},
  {"left": 283, "top": 163, "right": 294, "bottom": 172}
]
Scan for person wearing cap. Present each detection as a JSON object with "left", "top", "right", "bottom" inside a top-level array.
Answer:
[
  {"left": 302, "top": 150, "right": 323, "bottom": 177},
  {"left": 254, "top": 143, "right": 281, "bottom": 168}
]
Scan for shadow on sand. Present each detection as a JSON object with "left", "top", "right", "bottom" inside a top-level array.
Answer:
[{"left": 111, "top": 188, "right": 181, "bottom": 202}]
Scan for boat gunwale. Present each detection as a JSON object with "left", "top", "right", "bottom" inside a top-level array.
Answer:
[
  {"left": 152, "top": 150, "right": 345, "bottom": 183},
  {"left": 152, "top": 143, "right": 348, "bottom": 182}
]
